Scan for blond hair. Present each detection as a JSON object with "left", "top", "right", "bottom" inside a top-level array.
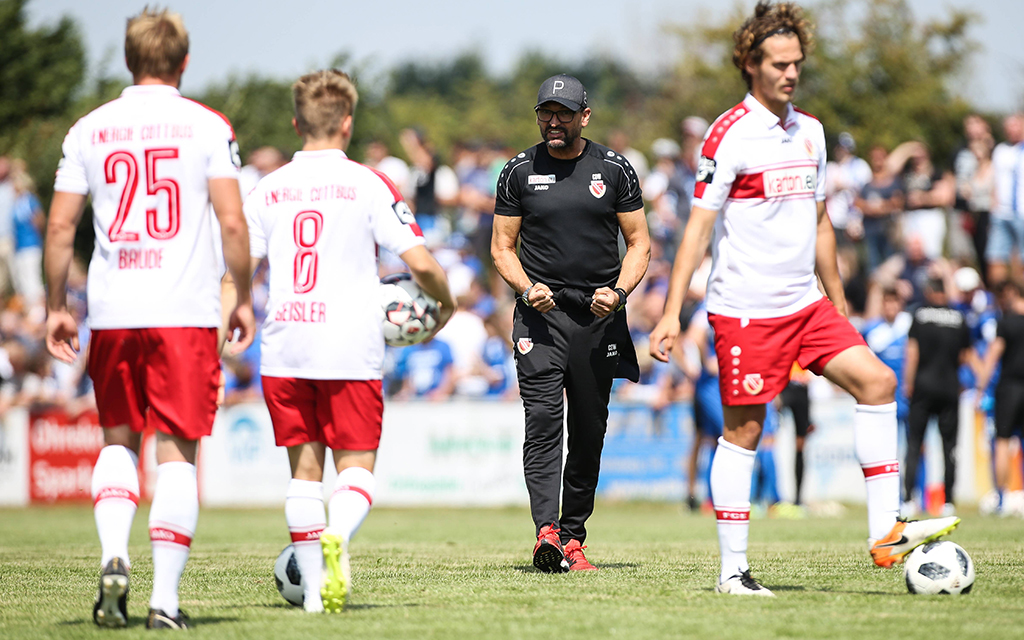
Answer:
[
  {"left": 292, "top": 70, "right": 359, "bottom": 140},
  {"left": 125, "top": 7, "right": 189, "bottom": 80},
  {"left": 732, "top": 1, "right": 813, "bottom": 89}
]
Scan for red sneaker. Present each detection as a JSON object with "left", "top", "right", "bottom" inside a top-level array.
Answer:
[
  {"left": 532, "top": 524, "right": 569, "bottom": 573},
  {"left": 564, "top": 539, "right": 598, "bottom": 571}
]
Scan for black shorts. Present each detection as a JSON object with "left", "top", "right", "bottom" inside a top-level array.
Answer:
[
  {"left": 780, "top": 381, "right": 812, "bottom": 438},
  {"left": 995, "top": 380, "right": 1024, "bottom": 439}
]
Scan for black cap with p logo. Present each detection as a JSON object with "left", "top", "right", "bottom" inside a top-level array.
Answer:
[{"left": 536, "top": 74, "right": 588, "bottom": 112}]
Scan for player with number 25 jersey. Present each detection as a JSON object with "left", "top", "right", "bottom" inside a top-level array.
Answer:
[
  {"left": 54, "top": 84, "right": 240, "bottom": 329},
  {"left": 44, "top": 8, "right": 254, "bottom": 631}
]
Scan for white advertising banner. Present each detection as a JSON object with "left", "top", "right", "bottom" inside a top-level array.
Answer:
[
  {"left": 198, "top": 401, "right": 529, "bottom": 507},
  {"left": 0, "top": 398, "right": 985, "bottom": 508},
  {"left": 0, "top": 408, "right": 29, "bottom": 506}
]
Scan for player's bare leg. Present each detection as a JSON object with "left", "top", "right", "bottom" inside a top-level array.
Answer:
[
  {"left": 321, "top": 450, "right": 377, "bottom": 613},
  {"left": 287, "top": 443, "right": 328, "bottom": 612},
  {"left": 822, "top": 345, "right": 960, "bottom": 566},
  {"left": 146, "top": 433, "right": 199, "bottom": 629},
  {"left": 713, "top": 405, "right": 773, "bottom": 596},
  {"left": 92, "top": 426, "right": 141, "bottom": 627}
]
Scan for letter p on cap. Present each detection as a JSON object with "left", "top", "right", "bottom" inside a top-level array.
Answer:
[{"left": 553, "top": 81, "right": 564, "bottom": 92}]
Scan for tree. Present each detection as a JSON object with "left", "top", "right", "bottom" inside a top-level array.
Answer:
[
  {"left": 0, "top": 0, "right": 85, "bottom": 140},
  {"left": 658, "top": 0, "right": 979, "bottom": 165}
]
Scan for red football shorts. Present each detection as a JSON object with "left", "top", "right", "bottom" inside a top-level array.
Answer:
[
  {"left": 88, "top": 327, "right": 220, "bottom": 439},
  {"left": 261, "top": 377, "right": 384, "bottom": 450},
  {"left": 708, "top": 297, "right": 866, "bottom": 406}
]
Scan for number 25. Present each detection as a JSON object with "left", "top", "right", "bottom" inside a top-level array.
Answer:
[{"left": 104, "top": 148, "right": 181, "bottom": 241}]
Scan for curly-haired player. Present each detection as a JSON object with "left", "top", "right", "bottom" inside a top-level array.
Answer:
[{"left": 649, "top": 1, "right": 960, "bottom": 596}]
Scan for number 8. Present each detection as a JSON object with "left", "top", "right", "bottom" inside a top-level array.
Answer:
[{"left": 293, "top": 210, "right": 323, "bottom": 293}]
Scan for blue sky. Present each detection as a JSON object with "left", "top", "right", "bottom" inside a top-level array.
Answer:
[{"left": 28, "top": 0, "right": 1024, "bottom": 112}]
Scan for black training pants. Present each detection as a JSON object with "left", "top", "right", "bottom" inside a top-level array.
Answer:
[
  {"left": 512, "top": 301, "right": 621, "bottom": 545},
  {"left": 905, "top": 392, "right": 959, "bottom": 502}
]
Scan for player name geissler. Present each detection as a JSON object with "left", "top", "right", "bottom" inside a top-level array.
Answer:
[
  {"left": 264, "top": 184, "right": 357, "bottom": 205},
  {"left": 273, "top": 300, "right": 327, "bottom": 323}
]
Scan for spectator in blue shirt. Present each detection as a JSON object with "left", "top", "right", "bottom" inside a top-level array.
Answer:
[
  {"left": 9, "top": 161, "right": 44, "bottom": 306},
  {"left": 392, "top": 337, "right": 455, "bottom": 400}
]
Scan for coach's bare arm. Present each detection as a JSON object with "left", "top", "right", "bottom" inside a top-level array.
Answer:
[
  {"left": 44, "top": 191, "right": 89, "bottom": 363},
  {"left": 211, "top": 178, "right": 256, "bottom": 355},
  {"left": 814, "top": 200, "right": 848, "bottom": 317},
  {"left": 491, "top": 215, "right": 554, "bottom": 313},
  {"left": 401, "top": 245, "right": 457, "bottom": 331},
  {"left": 592, "top": 208, "right": 651, "bottom": 318},
  {"left": 649, "top": 205, "right": 718, "bottom": 362}
]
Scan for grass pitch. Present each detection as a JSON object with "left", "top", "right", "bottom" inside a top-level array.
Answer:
[{"left": 1, "top": 503, "right": 1022, "bottom": 639}]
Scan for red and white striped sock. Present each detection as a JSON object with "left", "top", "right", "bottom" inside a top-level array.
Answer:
[
  {"left": 285, "top": 479, "right": 326, "bottom": 610},
  {"left": 711, "top": 437, "right": 756, "bottom": 583},
  {"left": 148, "top": 462, "right": 198, "bottom": 618},
  {"left": 327, "top": 467, "right": 375, "bottom": 542},
  {"left": 855, "top": 402, "right": 900, "bottom": 541},
  {"left": 92, "top": 445, "right": 140, "bottom": 568}
]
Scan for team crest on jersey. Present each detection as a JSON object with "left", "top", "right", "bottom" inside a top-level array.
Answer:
[
  {"left": 697, "top": 156, "right": 716, "bottom": 184},
  {"left": 804, "top": 138, "right": 815, "bottom": 158},
  {"left": 589, "top": 180, "right": 606, "bottom": 198},
  {"left": 742, "top": 373, "right": 764, "bottom": 395},
  {"left": 517, "top": 338, "right": 534, "bottom": 355}
]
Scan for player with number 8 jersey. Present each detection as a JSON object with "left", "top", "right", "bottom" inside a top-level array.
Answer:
[{"left": 239, "top": 69, "right": 454, "bottom": 614}]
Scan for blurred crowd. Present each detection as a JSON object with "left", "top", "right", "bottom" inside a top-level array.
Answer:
[{"left": 3, "top": 112, "right": 1024, "bottom": 421}]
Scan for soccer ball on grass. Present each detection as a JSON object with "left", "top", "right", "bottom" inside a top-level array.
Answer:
[
  {"left": 904, "top": 540, "right": 975, "bottom": 595},
  {"left": 380, "top": 273, "right": 441, "bottom": 347},
  {"left": 274, "top": 544, "right": 304, "bottom": 606}
]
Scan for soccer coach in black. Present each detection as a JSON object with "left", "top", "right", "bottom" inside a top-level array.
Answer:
[{"left": 491, "top": 74, "right": 650, "bottom": 573}]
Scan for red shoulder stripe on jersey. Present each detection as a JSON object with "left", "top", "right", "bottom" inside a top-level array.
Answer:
[
  {"left": 366, "top": 166, "right": 405, "bottom": 203},
  {"left": 181, "top": 97, "right": 236, "bottom": 137},
  {"left": 363, "top": 164, "right": 424, "bottom": 238},
  {"left": 792, "top": 107, "right": 819, "bottom": 122},
  {"left": 700, "top": 102, "right": 750, "bottom": 160}
]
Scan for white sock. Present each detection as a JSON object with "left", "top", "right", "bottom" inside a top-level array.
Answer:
[
  {"left": 327, "top": 467, "right": 375, "bottom": 542},
  {"left": 855, "top": 402, "right": 901, "bottom": 542},
  {"left": 92, "top": 445, "right": 140, "bottom": 568},
  {"left": 148, "top": 462, "right": 198, "bottom": 618},
  {"left": 286, "top": 479, "right": 326, "bottom": 612},
  {"left": 710, "top": 437, "right": 756, "bottom": 583}
]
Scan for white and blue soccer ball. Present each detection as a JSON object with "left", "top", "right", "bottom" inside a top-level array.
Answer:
[
  {"left": 904, "top": 540, "right": 975, "bottom": 595},
  {"left": 380, "top": 273, "right": 440, "bottom": 347},
  {"left": 274, "top": 545, "right": 304, "bottom": 606}
]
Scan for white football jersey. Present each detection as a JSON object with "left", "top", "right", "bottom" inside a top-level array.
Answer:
[
  {"left": 54, "top": 85, "right": 240, "bottom": 329},
  {"left": 245, "top": 149, "right": 425, "bottom": 380},
  {"left": 693, "top": 93, "right": 827, "bottom": 319}
]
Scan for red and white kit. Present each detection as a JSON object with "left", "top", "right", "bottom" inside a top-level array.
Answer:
[
  {"left": 694, "top": 93, "right": 863, "bottom": 404},
  {"left": 55, "top": 85, "right": 239, "bottom": 330},
  {"left": 244, "top": 149, "right": 424, "bottom": 448},
  {"left": 54, "top": 85, "right": 239, "bottom": 437}
]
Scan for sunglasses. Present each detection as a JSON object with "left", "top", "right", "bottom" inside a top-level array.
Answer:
[{"left": 535, "top": 107, "right": 578, "bottom": 123}]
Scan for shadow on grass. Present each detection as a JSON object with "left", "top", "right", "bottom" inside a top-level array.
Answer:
[
  {"left": 58, "top": 614, "right": 237, "bottom": 628},
  {"left": 512, "top": 563, "right": 639, "bottom": 573},
  {"left": 765, "top": 585, "right": 892, "bottom": 596},
  {"left": 222, "top": 602, "right": 419, "bottom": 611}
]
